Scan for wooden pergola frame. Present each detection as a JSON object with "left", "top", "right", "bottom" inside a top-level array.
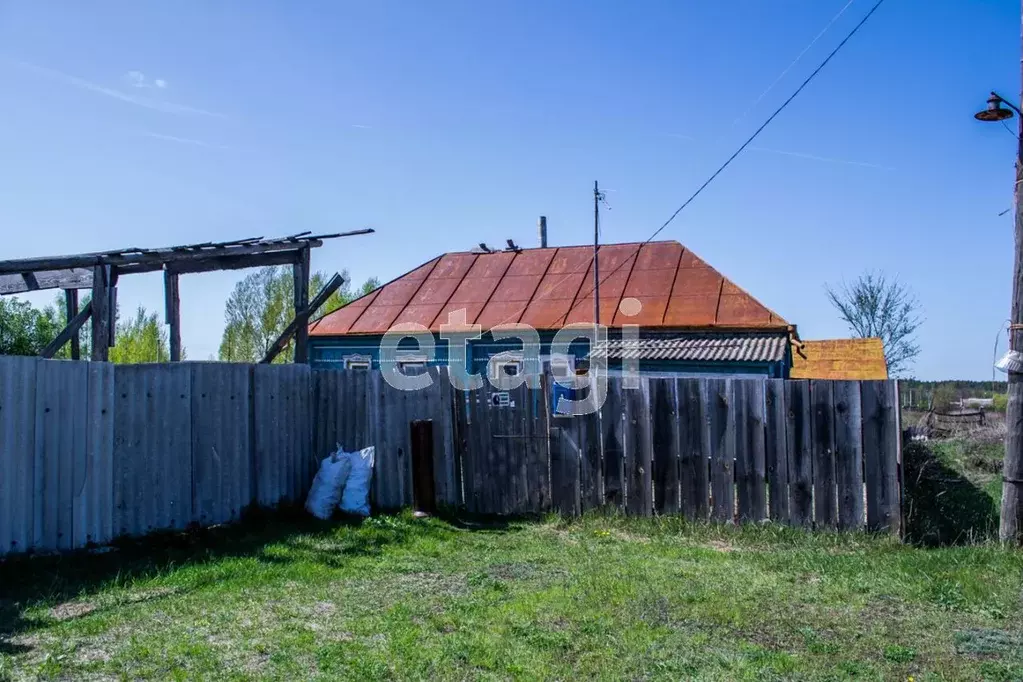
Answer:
[{"left": 0, "top": 230, "right": 373, "bottom": 363}]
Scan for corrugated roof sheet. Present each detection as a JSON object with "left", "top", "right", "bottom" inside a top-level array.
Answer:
[
  {"left": 591, "top": 333, "right": 789, "bottom": 363},
  {"left": 789, "top": 338, "right": 888, "bottom": 380},
  {"left": 310, "top": 241, "right": 789, "bottom": 336}
]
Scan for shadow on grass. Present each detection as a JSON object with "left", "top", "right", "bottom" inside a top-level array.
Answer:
[
  {"left": 903, "top": 442, "right": 999, "bottom": 546},
  {"left": 0, "top": 505, "right": 458, "bottom": 653}
]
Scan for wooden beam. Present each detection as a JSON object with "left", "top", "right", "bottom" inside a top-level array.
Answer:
[
  {"left": 0, "top": 229, "right": 374, "bottom": 275},
  {"left": 65, "top": 289, "right": 80, "bottom": 360},
  {"left": 0, "top": 268, "right": 93, "bottom": 295},
  {"left": 91, "top": 265, "right": 109, "bottom": 361},
  {"left": 159, "top": 250, "right": 301, "bottom": 275},
  {"left": 41, "top": 299, "right": 92, "bottom": 359},
  {"left": 293, "top": 246, "right": 311, "bottom": 363},
  {"left": 164, "top": 270, "right": 181, "bottom": 362},
  {"left": 107, "top": 269, "right": 118, "bottom": 348},
  {"left": 261, "top": 272, "right": 345, "bottom": 364}
]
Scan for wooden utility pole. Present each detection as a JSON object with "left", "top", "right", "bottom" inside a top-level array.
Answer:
[
  {"left": 593, "top": 181, "right": 600, "bottom": 329},
  {"left": 164, "top": 271, "right": 182, "bottom": 362},
  {"left": 1001, "top": 1, "right": 1023, "bottom": 544}
]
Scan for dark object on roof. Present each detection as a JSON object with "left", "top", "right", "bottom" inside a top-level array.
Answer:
[
  {"left": 311, "top": 240, "right": 788, "bottom": 336},
  {"left": 590, "top": 332, "right": 788, "bottom": 364}
]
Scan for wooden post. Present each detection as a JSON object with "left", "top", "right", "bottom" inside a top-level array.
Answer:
[
  {"left": 1003, "top": 6, "right": 1023, "bottom": 543},
  {"left": 64, "top": 289, "right": 80, "bottom": 360},
  {"left": 410, "top": 420, "right": 436, "bottom": 515},
  {"left": 293, "top": 247, "right": 311, "bottom": 363},
  {"left": 90, "top": 265, "right": 109, "bottom": 361},
  {"left": 164, "top": 270, "right": 181, "bottom": 362}
]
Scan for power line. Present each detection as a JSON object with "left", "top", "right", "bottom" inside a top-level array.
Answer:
[
  {"left": 490, "top": 0, "right": 887, "bottom": 329},
  {"left": 648, "top": 0, "right": 887, "bottom": 243},
  {"left": 733, "top": 0, "right": 858, "bottom": 127}
]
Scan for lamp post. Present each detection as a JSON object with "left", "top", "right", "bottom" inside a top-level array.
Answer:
[{"left": 975, "top": 83, "right": 1023, "bottom": 541}]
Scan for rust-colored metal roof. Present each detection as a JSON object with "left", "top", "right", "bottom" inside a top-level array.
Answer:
[
  {"left": 310, "top": 241, "right": 789, "bottom": 336},
  {"left": 789, "top": 338, "right": 889, "bottom": 380}
]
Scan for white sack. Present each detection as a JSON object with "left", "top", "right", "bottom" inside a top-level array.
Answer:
[
  {"left": 305, "top": 449, "right": 353, "bottom": 520},
  {"left": 338, "top": 446, "right": 375, "bottom": 516}
]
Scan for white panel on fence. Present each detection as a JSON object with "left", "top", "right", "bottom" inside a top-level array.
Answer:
[
  {"left": 34, "top": 359, "right": 88, "bottom": 552},
  {"left": 76, "top": 362, "right": 115, "bottom": 547},
  {"left": 0, "top": 356, "right": 38, "bottom": 556},
  {"left": 191, "top": 363, "right": 252, "bottom": 526},
  {"left": 114, "top": 364, "right": 193, "bottom": 536},
  {"left": 253, "top": 364, "right": 312, "bottom": 506}
]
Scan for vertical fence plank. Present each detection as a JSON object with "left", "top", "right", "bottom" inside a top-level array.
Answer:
[
  {"left": 625, "top": 380, "right": 653, "bottom": 516},
  {"left": 733, "top": 380, "right": 752, "bottom": 521},
  {"left": 601, "top": 378, "right": 625, "bottom": 509},
  {"left": 77, "top": 362, "right": 114, "bottom": 548},
  {"left": 432, "top": 368, "right": 459, "bottom": 507},
  {"left": 253, "top": 364, "right": 310, "bottom": 507},
  {"left": 735, "top": 379, "right": 766, "bottom": 522},
  {"left": 785, "top": 381, "right": 813, "bottom": 528},
  {"left": 765, "top": 379, "right": 789, "bottom": 523},
  {"left": 652, "top": 378, "right": 680, "bottom": 515},
  {"left": 530, "top": 380, "right": 552, "bottom": 513},
  {"left": 34, "top": 359, "right": 87, "bottom": 551},
  {"left": 550, "top": 420, "right": 580, "bottom": 516},
  {"left": 191, "top": 364, "right": 251, "bottom": 526},
  {"left": 0, "top": 357, "right": 37, "bottom": 556},
  {"left": 862, "top": 381, "right": 901, "bottom": 534},
  {"left": 114, "top": 364, "right": 192, "bottom": 536},
  {"left": 679, "top": 378, "right": 709, "bottom": 521},
  {"left": 707, "top": 378, "right": 734, "bottom": 523},
  {"left": 811, "top": 380, "right": 837, "bottom": 527},
  {"left": 834, "top": 381, "right": 865, "bottom": 530},
  {"left": 578, "top": 389, "right": 603, "bottom": 512}
]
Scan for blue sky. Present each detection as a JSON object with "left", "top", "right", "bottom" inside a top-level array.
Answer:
[{"left": 0, "top": 0, "right": 1018, "bottom": 378}]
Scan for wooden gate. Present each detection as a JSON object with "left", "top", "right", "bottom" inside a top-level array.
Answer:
[{"left": 457, "top": 379, "right": 551, "bottom": 514}]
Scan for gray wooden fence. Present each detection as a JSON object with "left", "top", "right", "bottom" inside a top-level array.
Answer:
[
  {"left": 457, "top": 376, "right": 902, "bottom": 533},
  {"left": 0, "top": 357, "right": 901, "bottom": 557},
  {"left": 0, "top": 358, "right": 454, "bottom": 556}
]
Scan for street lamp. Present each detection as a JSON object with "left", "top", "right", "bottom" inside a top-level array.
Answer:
[
  {"left": 975, "top": 91, "right": 1020, "bottom": 122},
  {"left": 975, "top": 84, "right": 1023, "bottom": 544}
]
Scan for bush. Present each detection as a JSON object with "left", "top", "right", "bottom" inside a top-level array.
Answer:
[{"left": 992, "top": 393, "right": 1008, "bottom": 412}]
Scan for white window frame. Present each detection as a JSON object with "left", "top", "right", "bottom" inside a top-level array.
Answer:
[
  {"left": 546, "top": 353, "right": 575, "bottom": 378},
  {"left": 488, "top": 353, "right": 524, "bottom": 382},
  {"left": 343, "top": 354, "right": 372, "bottom": 370},
  {"left": 396, "top": 353, "right": 429, "bottom": 374}
]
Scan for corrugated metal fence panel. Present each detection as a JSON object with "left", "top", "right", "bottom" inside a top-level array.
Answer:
[
  {"left": 0, "top": 356, "right": 38, "bottom": 556},
  {"left": 191, "top": 363, "right": 252, "bottom": 526},
  {"left": 311, "top": 369, "right": 341, "bottom": 459},
  {"left": 76, "top": 362, "right": 115, "bottom": 547},
  {"left": 34, "top": 359, "right": 88, "bottom": 552},
  {"left": 253, "top": 363, "right": 312, "bottom": 506},
  {"left": 113, "top": 364, "right": 193, "bottom": 537}
]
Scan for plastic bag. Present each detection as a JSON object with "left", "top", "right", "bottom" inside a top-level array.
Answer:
[
  {"left": 338, "top": 446, "right": 375, "bottom": 516},
  {"left": 305, "top": 448, "right": 353, "bottom": 520}
]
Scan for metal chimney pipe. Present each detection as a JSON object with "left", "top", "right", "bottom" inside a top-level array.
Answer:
[{"left": 538, "top": 216, "right": 548, "bottom": 248}]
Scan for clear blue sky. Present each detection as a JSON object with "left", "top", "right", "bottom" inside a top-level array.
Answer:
[{"left": 0, "top": 1, "right": 1018, "bottom": 379}]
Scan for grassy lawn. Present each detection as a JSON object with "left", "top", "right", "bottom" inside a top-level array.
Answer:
[{"left": 1, "top": 511, "right": 1022, "bottom": 681}]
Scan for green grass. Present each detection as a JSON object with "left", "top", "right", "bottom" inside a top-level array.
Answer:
[{"left": 1, "top": 511, "right": 1021, "bottom": 681}]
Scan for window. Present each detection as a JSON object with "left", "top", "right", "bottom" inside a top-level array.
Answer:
[
  {"left": 548, "top": 354, "right": 575, "bottom": 378},
  {"left": 343, "top": 354, "right": 372, "bottom": 370},
  {"left": 396, "top": 353, "right": 428, "bottom": 375},
  {"left": 489, "top": 356, "right": 523, "bottom": 382}
]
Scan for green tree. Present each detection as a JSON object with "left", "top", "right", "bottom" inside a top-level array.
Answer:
[
  {"left": 51, "top": 293, "right": 92, "bottom": 359},
  {"left": 0, "top": 297, "right": 62, "bottom": 356},
  {"left": 218, "top": 267, "right": 378, "bottom": 363},
  {"left": 108, "top": 305, "right": 177, "bottom": 364}
]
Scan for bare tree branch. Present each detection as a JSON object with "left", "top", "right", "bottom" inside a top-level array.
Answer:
[{"left": 825, "top": 271, "right": 922, "bottom": 377}]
